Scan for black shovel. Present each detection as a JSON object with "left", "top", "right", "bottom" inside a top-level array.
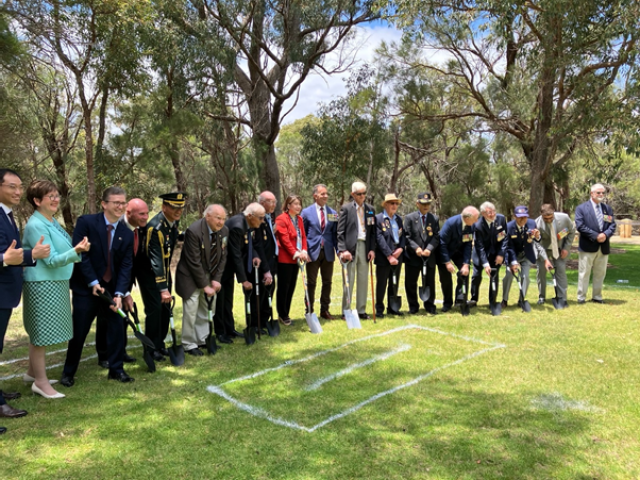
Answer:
[
  {"left": 165, "top": 297, "right": 185, "bottom": 366},
  {"left": 489, "top": 268, "right": 502, "bottom": 316},
  {"left": 388, "top": 264, "right": 402, "bottom": 313},
  {"left": 418, "top": 258, "right": 430, "bottom": 302},
  {"left": 456, "top": 270, "right": 470, "bottom": 316},
  {"left": 264, "top": 281, "right": 280, "bottom": 337},
  {"left": 550, "top": 269, "right": 566, "bottom": 310},
  {"left": 513, "top": 270, "right": 532, "bottom": 312},
  {"left": 254, "top": 269, "right": 262, "bottom": 340},
  {"left": 205, "top": 295, "right": 218, "bottom": 354},
  {"left": 243, "top": 289, "right": 256, "bottom": 345},
  {"left": 131, "top": 302, "right": 157, "bottom": 373}
]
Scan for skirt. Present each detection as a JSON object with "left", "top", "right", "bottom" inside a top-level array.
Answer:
[{"left": 23, "top": 280, "right": 73, "bottom": 347}]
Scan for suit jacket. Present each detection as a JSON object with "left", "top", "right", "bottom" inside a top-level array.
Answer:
[
  {"left": 472, "top": 214, "right": 509, "bottom": 267},
  {"left": 69, "top": 213, "right": 133, "bottom": 296},
  {"left": 374, "top": 212, "right": 406, "bottom": 266},
  {"left": 535, "top": 212, "right": 576, "bottom": 261},
  {"left": 256, "top": 214, "right": 278, "bottom": 275},
  {"left": 301, "top": 204, "right": 338, "bottom": 262},
  {"left": 23, "top": 210, "right": 81, "bottom": 282},
  {"left": 575, "top": 201, "right": 616, "bottom": 254},
  {"left": 337, "top": 199, "right": 376, "bottom": 256},
  {"left": 221, "top": 213, "right": 259, "bottom": 284},
  {"left": 505, "top": 219, "right": 542, "bottom": 265},
  {"left": 403, "top": 210, "right": 440, "bottom": 267},
  {"left": 0, "top": 207, "right": 34, "bottom": 308},
  {"left": 145, "top": 212, "right": 179, "bottom": 291},
  {"left": 438, "top": 215, "right": 475, "bottom": 265},
  {"left": 175, "top": 218, "right": 228, "bottom": 299},
  {"left": 275, "top": 213, "right": 308, "bottom": 264}
]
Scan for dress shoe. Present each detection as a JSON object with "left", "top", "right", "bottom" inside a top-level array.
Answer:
[
  {"left": 375, "top": 313, "right": 385, "bottom": 319},
  {"left": 107, "top": 371, "right": 135, "bottom": 383},
  {"left": 537, "top": 298, "right": 545, "bottom": 305},
  {"left": 159, "top": 348, "right": 170, "bottom": 356},
  {"left": 500, "top": 300, "right": 508, "bottom": 309},
  {"left": 0, "top": 403, "right": 27, "bottom": 418},
  {"left": 1, "top": 391, "right": 21, "bottom": 401},
  {"left": 59, "top": 375, "right": 75, "bottom": 388},
  {"left": 426, "top": 306, "right": 438, "bottom": 315},
  {"left": 31, "top": 383, "right": 65, "bottom": 399},
  {"left": 231, "top": 330, "right": 245, "bottom": 338},
  {"left": 97, "top": 360, "right": 109, "bottom": 369},
  {"left": 198, "top": 344, "right": 207, "bottom": 349},
  {"left": 358, "top": 313, "right": 371, "bottom": 320},
  {"left": 591, "top": 299, "right": 605, "bottom": 304},
  {"left": 320, "top": 311, "right": 333, "bottom": 320},
  {"left": 387, "top": 310, "right": 403, "bottom": 316},
  {"left": 409, "top": 309, "right": 419, "bottom": 314},
  {"left": 441, "top": 305, "right": 452, "bottom": 313},
  {"left": 152, "top": 351, "right": 166, "bottom": 361},
  {"left": 279, "top": 317, "right": 292, "bottom": 326},
  {"left": 123, "top": 354, "right": 137, "bottom": 363},
  {"left": 577, "top": 299, "right": 586, "bottom": 304},
  {"left": 186, "top": 348, "right": 204, "bottom": 357},
  {"left": 217, "top": 334, "right": 233, "bottom": 344},
  {"left": 22, "top": 374, "right": 58, "bottom": 385},
  {"left": 467, "top": 300, "right": 477, "bottom": 308},
  {"left": 259, "top": 328, "right": 268, "bottom": 336},
  {"left": 0, "top": 426, "right": 6, "bottom": 434}
]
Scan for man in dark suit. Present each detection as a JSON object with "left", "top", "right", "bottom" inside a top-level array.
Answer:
[
  {"left": 215, "top": 203, "right": 264, "bottom": 343},
  {"left": 61, "top": 186, "right": 134, "bottom": 386},
  {"left": 374, "top": 194, "right": 405, "bottom": 317},
  {"left": 438, "top": 206, "right": 479, "bottom": 312},
  {"left": 301, "top": 184, "right": 338, "bottom": 319},
  {"left": 404, "top": 192, "right": 440, "bottom": 315},
  {"left": 575, "top": 183, "right": 616, "bottom": 304},
  {"left": 470, "top": 202, "right": 508, "bottom": 307},
  {"left": 0, "top": 168, "right": 50, "bottom": 432},
  {"left": 337, "top": 181, "right": 376, "bottom": 319},
  {"left": 256, "top": 191, "right": 276, "bottom": 329},
  {"left": 176, "top": 204, "right": 228, "bottom": 355},
  {"left": 501, "top": 206, "right": 542, "bottom": 308}
]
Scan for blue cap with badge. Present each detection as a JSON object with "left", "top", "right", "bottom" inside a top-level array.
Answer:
[{"left": 514, "top": 205, "right": 529, "bottom": 217}]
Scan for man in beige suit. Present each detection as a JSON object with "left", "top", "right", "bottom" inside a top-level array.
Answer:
[{"left": 175, "top": 204, "right": 228, "bottom": 356}]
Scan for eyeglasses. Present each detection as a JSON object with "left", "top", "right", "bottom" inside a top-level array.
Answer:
[
  {"left": 1, "top": 183, "right": 23, "bottom": 192},
  {"left": 105, "top": 201, "right": 127, "bottom": 207},
  {"left": 44, "top": 194, "right": 61, "bottom": 201},
  {"left": 593, "top": 191, "right": 605, "bottom": 194},
  {"left": 387, "top": 202, "right": 400, "bottom": 205},
  {"left": 354, "top": 192, "right": 366, "bottom": 196}
]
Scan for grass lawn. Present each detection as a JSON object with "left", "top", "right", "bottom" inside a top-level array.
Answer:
[{"left": 1, "top": 244, "right": 639, "bottom": 479}]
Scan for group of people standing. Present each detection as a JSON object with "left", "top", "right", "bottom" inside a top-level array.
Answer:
[{"left": 0, "top": 167, "right": 616, "bottom": 435}]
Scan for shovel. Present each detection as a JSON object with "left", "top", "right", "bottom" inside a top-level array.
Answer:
[
  {"left": 299, "top": 261, "right": 323, "bottom": 334},
  {"left": 369, "top": 260, "right": 376, "bottom": 324},
  {"left": 165, "top": 296, "right": 185, "bottom": 366},
  {"left": 204, "top": 294, "right": 218, "bottom": 354},
  {"left": 254, "top": 268, "right": 262, "bottom": 340},
  {"left": 341, "top": 260, "right": 361, "bottom": 329},
  {"left": 418, "top": 258, "right": 430, "bottom": 302},
  {"left": 550, "top": 269, "right": 566, "bottom": 310},
  {"left": 388, "top": 264, "right": 402, "bottom": 313},
  {"left": 130, "top": 302, "right": 157, "bottom": 373},
  {"left": 264, "top": 280, "right": 280, "bottom": 337},
  {"left": 489, "top": 267, "right": 502, "bottom": 316},
  {"left": 456, "top": 269, "right": 470, "bottom": 316},
  {"left": 513, "top": 270, "right": 531, "bottom": 312},
  {"left": 95, "top": 290, "right": 157, "bottom": 350},
  {"left": 243, "top": 289, "right": 256, "bottom": 345}
]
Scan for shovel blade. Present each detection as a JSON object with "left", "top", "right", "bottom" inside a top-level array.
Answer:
[
  {"left": 168, "top": 345, "right": 185, "bottom": 366},
  {"left": 521, "top": 300, "right": 532, "bottom": 313},
  {"left": 244, "top": 327, "right": 256, "bottom": 345},
  {"left": 206, "top": 334, "right": 218, "bottom": 354},
  {"left": 490, "top": 302, "right": 502, "bottom": 316},
  {"left": 142, "top": 346, "right": 156, "bottom": 373},
  {"left": 461, "top": 303, "right": 470, "bottom": 316},
  {"left": 266, "top": 319, "right": 280, "bottom": 337},
  {"left": 133, "top": 329, "right": 156, "bottom": 351},
  {"left": 305, "top": 313, "right": 323, "bottom": 333},
  {"left": 418, "top": 286, "right": 430, "bottom": 303},
  {"left": 552, "top": 297, "right": 564, "bottom": 310},
  {"left": 389, "top": 295, "right": 402, "bottom": 313},
  {"left": 344, "top": 309, "right": 361, "bottom": 329}
]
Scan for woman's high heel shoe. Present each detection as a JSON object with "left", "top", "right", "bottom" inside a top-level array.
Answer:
[
  {"left": 31, "top": 382, "right": 65, "bottom": 399},
  {"left": 23, "top": 374, "right": 58, "bottom": 384}
]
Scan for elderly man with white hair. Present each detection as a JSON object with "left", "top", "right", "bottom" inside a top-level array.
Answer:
[
  {"left": 337, "top": 181, "right": 376, "bottom": 320},
  {"left": 575, "top": 183, "right": 616, "bottom": 304}
]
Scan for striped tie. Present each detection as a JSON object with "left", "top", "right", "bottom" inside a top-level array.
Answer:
[{"left": 595, "top": 204, "right": 604, "bottom": 230}]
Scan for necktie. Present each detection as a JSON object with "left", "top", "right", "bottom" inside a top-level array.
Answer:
[
  {"left": 247, "top": 230, "right": 254, "bottom": 272},
  {"left": 596, "top": 204, "right": 604, "bottom": 230},
  {"left": 550, "top": 221, "right": 559, "bottom": 260},
  {"left": 320, "top": 207, "right": 326, "bottom": 231},
  {"left": 391, "top": 217, "right": 399, "bottom": 244},
  {"left": 422, "top": 215, "right": 427, "bottom": 230},
  {"left": 266, "top": 214, "right": 278, "bottom": 255},
  {"left": 7, "top": 211, "right": 17, "bottom": 232},
  {"left": 210, "top": 233, "right": 218, "bottom": 272},
  {"left": 104, "top": 224, "right": 114, "bottom": 282},
  {"left": 133, "top": 228, "right": 139, "bottom": 256}
]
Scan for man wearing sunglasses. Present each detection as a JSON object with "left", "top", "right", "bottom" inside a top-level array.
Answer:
[{"left": 575, "top": 184, "right": 616, "bottom": 304}]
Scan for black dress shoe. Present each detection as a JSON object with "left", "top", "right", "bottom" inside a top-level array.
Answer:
[
  {"left": 217, "top": 334, "right": 233, "bottom": 344},
  {"left": 231, "top": 330, "right": 245, "bottom": 338},
  {"left": 198, "top": 344, "right": 207, "bottom": 349},
  {"left": 0, "top": 426, "right": 5, "bottom": 434},
  {"left": 358, "top": 313, "right": 371, "bottom": 320},
  {"left": 60, "top": 375, "right": 75, "bottom": 388},
  {"left": 387, "top": 310, "right": 404, "bottom": 316},
  {"left": 0, "top": 403, "right": 27, "bottom": 418},
  {"left": 97, "top": 360, "right": 109, "bottom": 369},
  {"left": 152, "top": 351, "right": 166, "bottom": 361},
  {"left": 376, "top": 313, "right": 385, "bottom": 319},
  {"left": 159, "top": 348, "right": 170, "bottom": 356},
  {"left": 108, "top": 371, "right": 135, "bottom": 383},
  {"left": 441, "top": 305, "right": 452, "bottom": 313},
  {"left": 591, "top": 299, "right": 605, "bottom": 304},
  {"left": 1, "top": 391, "right": 21, "bottom": 401},
  {"left": 259, "top": 328, "right": 268, "bottom": 336},
  {"left": 186, "top": 348, "right": 204, "bottom": 357},
  {"left": 409, "top": 309, "right": 419, "bottom": 314},
  {"left": 467, "top": 300, "right": 478, "bottom": 308},
  {"left": 123, "top": 354, "right": 137, "bottom": 363},
  {"left": 500, "top": 300, "right": 508, "bottom": 309},
  {"left": 537, "top": 298, "right": 545, "bottom": 305},
  {"left": 426, "top": 307, "right": 437, "bottom": 315},
  {"left": 577, "top": 299, "right": 586, "bottom": 304}
]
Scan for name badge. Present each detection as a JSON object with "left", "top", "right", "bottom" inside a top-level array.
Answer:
[
  {"left": 557, "top": 228, "right": 569, "bottom": 240},
  {"left": 462, "top": 234, "right": 472, "bottom": 242}
]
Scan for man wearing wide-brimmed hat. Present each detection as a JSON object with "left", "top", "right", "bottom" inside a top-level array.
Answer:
[
  {"left": 374, "top": 193, "right": 405, "bottom": 317},
  {"left": 403, "top": 192, "right": 440, "bottom": 314}
]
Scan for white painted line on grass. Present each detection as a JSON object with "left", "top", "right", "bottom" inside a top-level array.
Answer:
[{"left": 305, "top": 343, "right": 412, "bottom": 391}]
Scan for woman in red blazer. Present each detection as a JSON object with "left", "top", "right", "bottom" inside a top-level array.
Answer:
[{"left": 275, "top": 195, "right": 309, "bottom": 325}]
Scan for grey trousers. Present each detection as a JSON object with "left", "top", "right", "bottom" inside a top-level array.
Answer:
[
  {"left": 342, "top": 240, "right": 369, "bottom": 314},
  {"left": 536, "top": 251, "right": 567, "bottom": 301},
  {"left": 577, "top": 249, "right": 608, "bottom": 301},
  {"left": 181, "top": 289, "right": 211, "bottom": 351},
  {"left": 502, "top": 255, "right": 532, "bottom": 302}
]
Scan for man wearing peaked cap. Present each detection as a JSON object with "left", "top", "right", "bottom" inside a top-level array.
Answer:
[{"left": 138, "top": 192, "right": 186, "bottom": 361}]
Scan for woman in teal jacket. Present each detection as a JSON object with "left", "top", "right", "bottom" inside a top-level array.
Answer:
[{"left": 22, "top": 180, "right": 90, "bottom": 399}]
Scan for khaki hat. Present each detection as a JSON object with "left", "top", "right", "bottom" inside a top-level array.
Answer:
[{"left": 381, "top": 193, "right": 402, "bottom": 206}]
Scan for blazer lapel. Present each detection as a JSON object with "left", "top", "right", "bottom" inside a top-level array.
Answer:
[
  {"left": 202, "top": 220, "right": 212, "bottom": 267},
  {"left": 97, "top": 215, "right": 109, "bottom": 263}
]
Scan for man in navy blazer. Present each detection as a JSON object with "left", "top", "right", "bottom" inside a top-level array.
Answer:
[
  {"left": 501, "top": 206, "right": 542, "bottom": 308},
  {"left": 301, "top": 184, "right": 338, "bottom": 319},
  {"left": 470, "top": 202, "right": 508, "bottom": 307},
  {"left": 575, "top": 183, "right": 616, "bottom": 304},
  {"left": 61, "top": 186, "right": 134, "bottom": 387},
  {"left": 438, "top": 206, "right": 479, "bottom": 312},
  {"left": 0, "top": 168, "right": 50, "bottom": 431}
]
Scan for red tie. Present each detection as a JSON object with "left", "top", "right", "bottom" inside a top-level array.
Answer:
[
  {"left": 320, "top": 207, "right": 326, "bottom": 231},
  {"left": 133, "top": 228, "right": 139, "bottom": 256},
  {"left": 103, "top": 224, "right": 114, "bottom": 282}
]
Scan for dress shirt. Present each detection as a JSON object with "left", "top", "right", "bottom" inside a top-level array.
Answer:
[{"left": 357, "top": 205, "right": 366, "bottom": 241}]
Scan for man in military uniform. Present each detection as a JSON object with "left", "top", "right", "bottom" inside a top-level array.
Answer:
[
  {"left": 141, "top": 192, "right": 185, "bottom": 361},
  {"left": 256, "top": 192, "right": 276, "bottom": 332}
]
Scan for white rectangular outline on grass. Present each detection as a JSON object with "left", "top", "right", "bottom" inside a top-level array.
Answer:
[{"left": 207, "top": 324, "right": 506, "bottom": 432}]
